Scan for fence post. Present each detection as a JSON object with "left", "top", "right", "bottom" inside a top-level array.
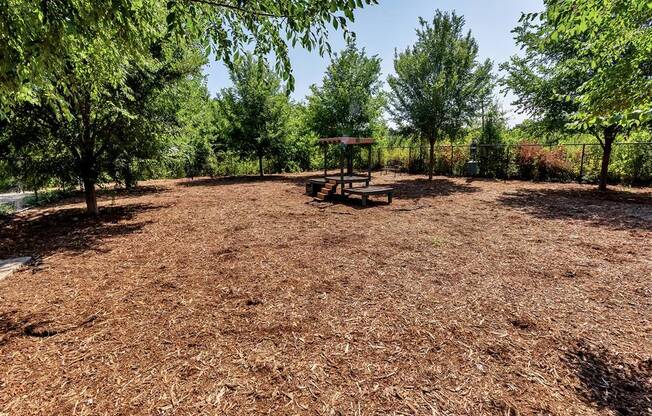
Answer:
[
  {"left": 504, "top": 146, "right": 510, "bottom": 180},
  {"left": 450, "top": 145, "right": 454, "bottom": 176},
  {"left": 578, "top": 144, "right": 586, "bottom": 183}
]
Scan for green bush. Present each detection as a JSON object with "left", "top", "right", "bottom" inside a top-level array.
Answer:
[{"left": 0, "top": 203, "right": 15, "bottom": 218}]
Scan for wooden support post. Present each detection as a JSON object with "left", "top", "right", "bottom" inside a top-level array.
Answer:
[
  {"left": 340, "top": 145, "right": 345, "bottom": 196},
  {"left": 368, "top": 145, "right": 372, "bottom": 181},
  {"left": 505, "top": 146, "right": 510, "bottom": 179},
  {"left": 323, "top": 145, "right": 328, "bottom": 177},
  {"left": 346, "top": 146, "right": 353, "bottom": 175},
  {"left": 579, "top": 144, "right": 586, "bottom": 183},
  {"left": 378, "top": 148, "right": 382, "bottom": 171}
]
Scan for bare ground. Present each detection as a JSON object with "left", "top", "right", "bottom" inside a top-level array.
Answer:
[{"left": 0, "top": 173, "right": 651, "bottom": 415}]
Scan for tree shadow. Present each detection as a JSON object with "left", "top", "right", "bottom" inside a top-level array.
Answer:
[
  {"left": 0, "top": 203, "right": 163, "bottom": 259},
  {"left": 389, "top": 178, "right": 480, "bottom": 200},
  {"left": 566, "top": 343, "right": 652, "bottom": 415},
  {"left": 99, "top": 184, "right": 171, "bottom": 200},
  {"left": 178, "top": 175, "right": 292, "bottom": 188},
  {"left": 496, "top": 187, "right": 652, "bottom": 231}
]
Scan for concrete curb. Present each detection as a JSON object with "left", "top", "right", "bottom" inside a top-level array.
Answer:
[{"left": 0, "top": 257, "right": 32, "bottom": 282}]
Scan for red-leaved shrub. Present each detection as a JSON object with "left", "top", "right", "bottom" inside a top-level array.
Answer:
[{"left": 516, "top": 143, "right": 573, "bottom": 181}]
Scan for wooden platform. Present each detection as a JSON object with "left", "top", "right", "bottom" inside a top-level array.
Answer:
[
  {"left": 325, "top": 175, "right": 370, "bottom": 184},
  {"left": 344, "top": 186, "right": 394, "bottom": 206}
]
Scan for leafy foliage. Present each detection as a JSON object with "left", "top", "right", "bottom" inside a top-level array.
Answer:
[
  {"left": 538, "top": 0, "right": 652, "bottom": 128},
  {"left": 0, "top": 0, "right": 379, "bottom": 112},
  {"left": 501, "top": 0, "right": 652, "bottom": 190},
  {"left": 306, "top": 41, "right": 385, "bottom": 138},
  {"left": 1, "top": 42, "right": 206, "bottom": 213},
  {"left": 217, "top": 54, "right": 291, "bottom": 177},
  {"left": 388, "top": 10, "right": 493, "bottom": 179}
]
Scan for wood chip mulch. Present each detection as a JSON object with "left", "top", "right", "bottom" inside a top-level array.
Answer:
[{"left": 0, "top": 174, "right": 651, "bottom": 415}]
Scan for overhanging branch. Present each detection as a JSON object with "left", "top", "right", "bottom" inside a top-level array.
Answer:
[{"left": 186, "top": 0, "right": 287, "bottom": 18}]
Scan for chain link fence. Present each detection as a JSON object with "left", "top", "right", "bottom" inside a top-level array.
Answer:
[{"left": 369, "top": 142, "right": 652, "bottom": 186}]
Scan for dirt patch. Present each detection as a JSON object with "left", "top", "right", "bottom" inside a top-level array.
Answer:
[{"left": 0, "top": 174, "right": 650, "bottom": 415}]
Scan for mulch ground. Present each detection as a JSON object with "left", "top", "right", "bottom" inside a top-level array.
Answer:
[{"left": 0, "top": 173, "right": 651, "bottom": 415}]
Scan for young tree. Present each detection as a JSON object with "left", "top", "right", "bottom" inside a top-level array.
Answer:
[
  {"left": 1, "top": 44, "right": 205, "bottom": 215},
  {"left": 388, "top": 11, "right": 492, "bottom": 180},
  {"left": 477, "top": 102, "right": 508, "bottom": 177},
  {"left": 218, "top": 55, "right": 290, "bottom": 177},
  {"left": 307, "top": 41, "right": 384, "bottom": 138},
  {"left": 502, "top": 0, "right": 652, "bottom": 190}
]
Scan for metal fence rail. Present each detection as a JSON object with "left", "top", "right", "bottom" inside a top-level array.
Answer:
[{"left": 367, "top": 142, "right": 652, "bottom": 186}]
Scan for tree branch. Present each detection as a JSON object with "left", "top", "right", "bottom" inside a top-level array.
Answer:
[{"left": 186, "top": 0, "right": 287, "bottom": 18}]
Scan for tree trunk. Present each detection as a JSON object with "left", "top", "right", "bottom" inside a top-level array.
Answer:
[
  {"left": 598, "top": 126, "right": 617, "bottom": 191},
  {"left": 124, "top": 164, "right": 135, "bottom": 190},
  {"left": 83, "top": 177, "right": 98, "bottom": 216},
  {"left": 79, "top": 93, "right": 98, "bottom": 215},
  {"left": 258, "top": 154, "right": 264, "bottom": 177},
  {"left": 428, "top": 138, "right": 435, "bottom": 181}
]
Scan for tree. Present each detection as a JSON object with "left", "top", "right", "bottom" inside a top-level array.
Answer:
[
  {"left": 307, "top": 41, "right": 384, "bottom": 138},
  {"left": 1, "top": 0, "right": 380, "bottom": 213},
  {"left": 1, "top": 43, "right": 205, "bottom": 215},
  {"left": 218, "top": 55, "right": 290, "bottom": 177},
  {"left": 175, "top": 76, "right": 218, "bottom": 179},
  {"left": 0, "top": 0, "right": 379, "bottom": 114},
  {"left": 388, "top": 11, "right": 492, "bottom": 180},
  {"left": 477, "top": 102, "right": 508, "bottom": 177},
  {"left": 502, "top": 0, "right": 652, "bottom": 190}
]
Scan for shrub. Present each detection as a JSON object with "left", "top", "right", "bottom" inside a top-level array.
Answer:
[
  {"left": 536, "top": 147, "right": 574, "bottom": 181},
  {"left": 516, "top": 143, "right": 542, "bottom": 180},
  {"left": 0, "top": 203, "right": 15, "bottom": 218},
  {"left": 515, "top": 143, "right": 574, "bottom": 181}
]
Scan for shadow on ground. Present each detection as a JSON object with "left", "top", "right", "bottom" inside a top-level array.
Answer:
[
  {"left": 178, "top": 175, "right": 305, "bottom": 188},
  {"left": 391, "top": 178, "right": 480, "bottom": 200},
  {"left": 99, "top": 184, "right": 171, "bottom": 201},
  {"left": 566, "top": 342, "right": 652, "bottom": 415},
  {"left": 497, "top": 187, "right": 652, "bottom": 231},
  {"left": 0, "top": 203, "right": 163, "bottom": 258}
]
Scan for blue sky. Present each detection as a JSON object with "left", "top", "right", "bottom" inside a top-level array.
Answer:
[{"left": 204, "top": 0, "right": 544, "bottom": 126}]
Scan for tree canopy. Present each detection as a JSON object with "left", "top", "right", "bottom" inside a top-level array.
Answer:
[
  {"left": 217, "top": 54, "right": 290, "bottom": 177},
  {"left": 306, "top": 41, "right": 384, "bottom": 138},
  {"left": 388, "top": 10, "right": 492, "bottom": 179},
  {"left": 0, "top": 0, "right": 379, "bottom": 114},
  {"left": 0, "top": 42, "right": 206, "bottom": 214},
  {"left": 501, "top": 0, "right": 652, "bottom": 190}
]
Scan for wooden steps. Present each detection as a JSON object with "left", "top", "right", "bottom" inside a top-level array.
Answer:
[{"left": 314, "top": 180, "right": 338, "bottom": 201}]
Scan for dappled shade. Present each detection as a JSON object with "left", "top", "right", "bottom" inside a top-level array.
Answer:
[
  {"left": 566, "top": 342, "right": 652, "bottom": 415},
  {"left": 391, "top": 177, "right": 480, "bottom": 200},
  {"left": 0, "top": 203, "right": 163, "bottom": 258},
  {"left": 497, "top": 187, "right": 652, "bottom": 231}
]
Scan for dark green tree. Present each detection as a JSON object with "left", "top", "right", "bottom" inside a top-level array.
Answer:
[
  {"left": 388, "top": 11, "right": 493, "bottom": 180},
  {"left": 1, "top": 44, "right": 205, "bottom": 215},
  {"left": 218, "top": 55, "right": 290, "bottom": 177},
  {"left": 0, "top": 0, "right": 379, "bottom": 113},
  {"left": 306, "top": 41, "right": 384, "bottom": 138},
  {"left": 477, "top": 103, "right": 507, "bottom": 177},
  {"left": 501, "top": 0, "right": 652, "bottom": 190}
]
